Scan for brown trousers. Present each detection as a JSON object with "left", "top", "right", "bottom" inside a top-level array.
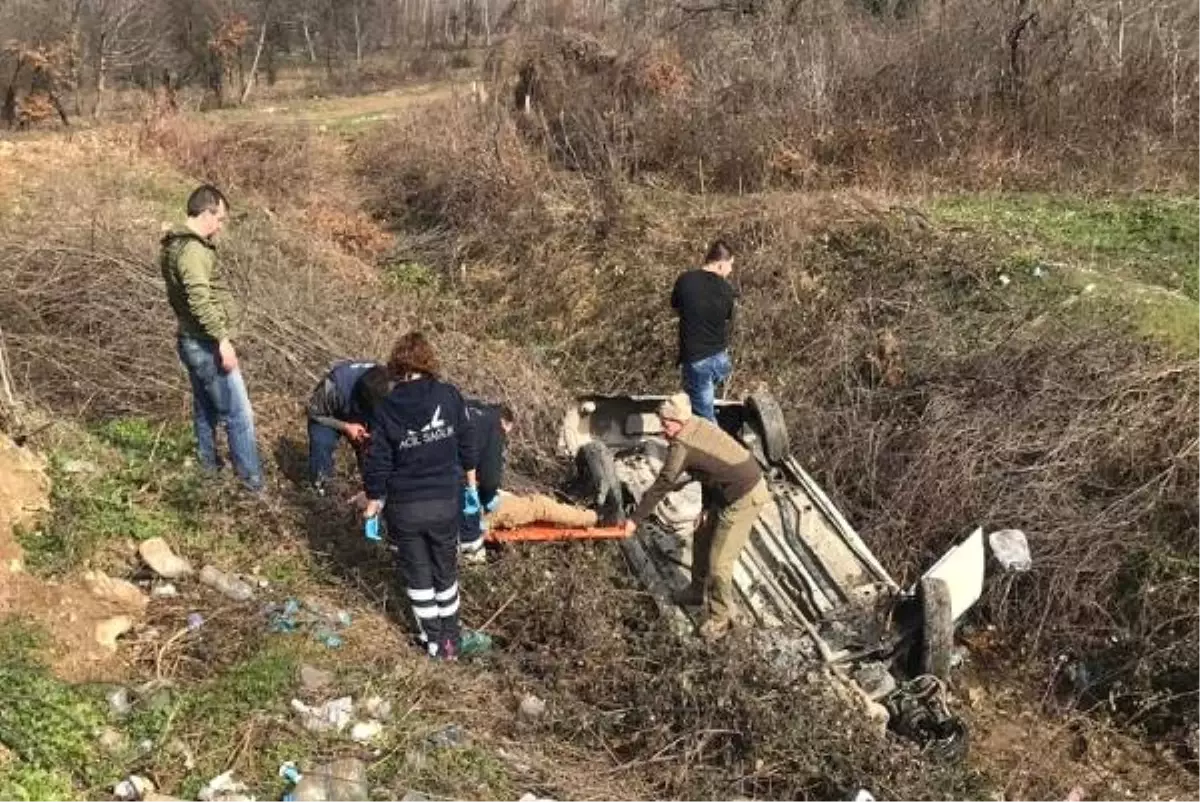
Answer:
[
  {"left": 487, "top": 493, "right": 598, "bottom": 530},
  {"left": 690, "top": 478, "right": 771, "bottom": 622}
]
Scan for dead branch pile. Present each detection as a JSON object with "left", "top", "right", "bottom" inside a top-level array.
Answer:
[
  {"left": 0, "top": 136, "right": 567, "bottom": 472},
  {"left": 461, "top": 544, "right": 981, "bottom": 800}
]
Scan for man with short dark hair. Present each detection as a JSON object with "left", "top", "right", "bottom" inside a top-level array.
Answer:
[
  {"left": 161, "top": 184, "right": 263, "bottom": 491},
  {"left": 458, "top": 399, "right": 514, "bottom": 558},
  {"left": 306, "top": 360, "right": 385, "bottom": 494},
  {"left": 671, "top": 239, "right": 737, "bottom": 422}
]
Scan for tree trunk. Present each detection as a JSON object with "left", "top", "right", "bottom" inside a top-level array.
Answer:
[
  {"left": 423, "top": 0, "right": 431, "bottom": 47},
  {"left": 240, "top": 22, "right": 268, "bottom": 104},
  {"left": 483, "top": 0, "right": 491, "bottom": 46},
  {"left": 92, "top": 33, "right": 107, "bottom": 118},
  {"left": 353, "top": 1, "right": 363, "bottom": 65},
  {"left": 303, "top": 17, "right": 317, "bottom": 62}
]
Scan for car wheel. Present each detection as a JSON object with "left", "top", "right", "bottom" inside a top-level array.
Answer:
[
  {"left": 920, "top": 576, "right": 954, "bottom": 679},
  {"left": 577, "top": 441, "right": 623, "bottom": 514},
  {"left": 746, "top": 391, "right": 791, "bottom": 464}
]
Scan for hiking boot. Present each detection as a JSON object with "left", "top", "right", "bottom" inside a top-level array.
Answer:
[
  {"left": 698, "top": 616, "right": 733, "bottom": 642},
  {"left": 672, "top": 583, "right": 705, "bottom": 607}
]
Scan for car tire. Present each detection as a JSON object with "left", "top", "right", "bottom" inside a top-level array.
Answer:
[
  {"left": 746, "top": 391, "right": 791, "bottom": 464},
  {"left": 920, "top": 576, "right": 954, "bottom": 679},
  {"left": 577, "top": 441, "right": 623, "bottom": 514}
]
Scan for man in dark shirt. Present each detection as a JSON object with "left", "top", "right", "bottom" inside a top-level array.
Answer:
[
  {"left": 306, "top": 359, "right": 382, "bottom": 494},
  {"left": 670, "top": 240, "right": 737, "bottom": 422}
]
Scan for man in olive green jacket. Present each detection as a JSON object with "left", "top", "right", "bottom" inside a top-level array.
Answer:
[
  {"left": 624, "top": 392, "right": 771, "bottom": 640},
  {"left": 161, "top": 184, "right": 263, "bottom": 491}
]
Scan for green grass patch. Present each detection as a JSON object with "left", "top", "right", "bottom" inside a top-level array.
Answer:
[
  {"left": 929, "top": 193, "right": 1199, "bottom": 298},
  {"left": 0, "top": 764, "right": 78, "bottom": 802},
  {"left": 16, "top": 418, "right": 206, "bottom": 576},
  {"left": 927, "top": 193, "right": 1199, "bottom": 354},
  {"left": 0, "top": 618, "right": 116, "bottom": 798},
  {"left": 126, "top": 644, "right": 300, "bottom": 799}
]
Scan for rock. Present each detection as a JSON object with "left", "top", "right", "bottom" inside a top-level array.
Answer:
[
  {"left": 1186, "top": 724, "right": 1199, "bottom": 759},
  {"left": 62, "top": 458, "right": 99, "bottom": 474},
  {"left": 83, "top": 571, "right": 149, "bottom": 611},
  {"left": 98, "top": 726, "right": 126, "bottom": 753},
  {"left": 518, "top": 693, "right": 546, "bottom": 720},
  {"left": 113, "top": 775, "right": 155, "bottom": 800},
  {"left": 199, "top": 565, "right": 255, "bottom": 602},
  {"left": 519, "top": 794, "right": 556, "bottom": 802},
  {"left": 166, "top": 737, "right": 196, "bottom": 770},
  {"left": 401, "top": 792, "right": 431, "bottom": 802},
  {"left": 299, "top": 664, "right": 334, "bottom": 692},
  {"left": 139, "top": 538, "right": 193, "bottom": 579},
  {"left": 95, "top": 615, "right": 133, "bottom": 650},
  {"left": 197, "top": 770, "right": 251, "bottom": 802}
]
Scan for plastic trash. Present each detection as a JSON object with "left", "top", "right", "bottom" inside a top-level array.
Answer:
[
  {"left": 988, "top": 529, "right": 1032, "bottom": 572},
  {"left": 364, "top": 516, "right": 381, "bottom": 542},
  {"left": 290, "top": 758, "right": 367, "bottom": 802},
  {"left": 459, "top": 629, "right": 493, "bottom": 658},
  {"left": 187, "top": 612, "right": 205, "bottom": 631},
  {"left": 291, "top": 696, "right": 354, "bottom": 733},
  {"left": 426, "top": 723, "right": 465, "bottom": 749},
  {"left": 312, "top": 626, "right": 343, "bottom": 649},
  {"left": 199, "top": 565, "right": 255, "bottom": 602},
  {"left": 853, "top": 790, "right": 876, "bottom": 802},
  {"left": 350, "top": 720, "right": 383, "bottom": 743},
  {"left": 279, "top": 761, "right": 303, "bottom": 785},
  {"left": 106, "top": 686, "right": 132, "bottom": 717},
  {"left": 198, "top": 770, "right": 255, "bottom": 802},
  {"left": 151, "top": 582, "right": 179, "bottom": 598}
]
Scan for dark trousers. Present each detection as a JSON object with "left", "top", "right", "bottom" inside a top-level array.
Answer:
[
  {"left": 307, "top": 419, "right": 366, "bottom": 485},
  {"left": 387, "top": 498, "right": 461, "bottom": 655},
  {"left": 458, "top": 483, "right": 496, "bottom": 553}
]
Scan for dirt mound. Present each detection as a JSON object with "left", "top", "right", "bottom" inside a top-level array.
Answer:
[{"left": 0, "top": 434, "right": 149, "bottom": 680}]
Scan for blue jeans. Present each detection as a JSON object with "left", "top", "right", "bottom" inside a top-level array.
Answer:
[
  {"left": 681, "top": 350, "right": 732, "bottom": 422},
  {"left": 176, "top": 335, "right": 263, "bottom": 491},
  {"left": 307, "top": 419, "right": 366, "bottom": 486}
]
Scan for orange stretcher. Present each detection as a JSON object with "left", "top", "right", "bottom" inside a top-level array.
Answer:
[{"left": 484, "top": 525, "right": 630, "bottom": 543}]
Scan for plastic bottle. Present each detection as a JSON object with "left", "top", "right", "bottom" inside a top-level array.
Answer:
[{"left": 199, "top": 565, "right": 255, "bottom": 602}]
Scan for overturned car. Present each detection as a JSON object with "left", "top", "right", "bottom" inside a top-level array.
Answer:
[{"left": 559, "top": 392, "right": 990, "bottom": 758}]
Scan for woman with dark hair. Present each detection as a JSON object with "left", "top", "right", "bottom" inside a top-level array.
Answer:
[{"left": 363, "top": 332, "right": 479, "bottom": 660}]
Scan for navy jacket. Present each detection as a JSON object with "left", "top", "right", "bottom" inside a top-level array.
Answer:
[
  {"left": 363, "top": 377, "right": 478, "bottom": 504},
  {"left": 465, "top": 400, "right": 506, "bottom": 503},
  {"left": 307, "top": 360, "right": 379, "bottom": 431}
]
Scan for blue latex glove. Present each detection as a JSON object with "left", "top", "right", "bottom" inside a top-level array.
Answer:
[
  {"left": 364, "top": 516, "right": 381, "bottom": 542},
  {"left": 484, "top": 494, "right": 501, "bottom": 514},
  {"left": 463, "top": 485, "right": 481, "bottom": 516}
]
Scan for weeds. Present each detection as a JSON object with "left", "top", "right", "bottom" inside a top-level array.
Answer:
[
  {"left": 17, "top": 420, "right": 204, "bottom": 576},
  {"left": 0, "top": 618, "right": 115, "bottom": 796}
]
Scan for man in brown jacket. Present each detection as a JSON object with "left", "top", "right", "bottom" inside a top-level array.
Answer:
[{"left": 624, "top": 393, "right": 772, "bottom": 640}]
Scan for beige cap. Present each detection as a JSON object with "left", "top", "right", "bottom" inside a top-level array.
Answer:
[{"left": 658, "top": 392, "right": 692, "bottom": 423}]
